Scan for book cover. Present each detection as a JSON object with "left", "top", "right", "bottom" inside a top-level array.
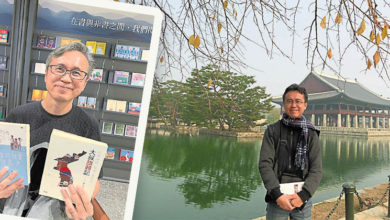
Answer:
[
  {"left": 114, "top": 123, "right": 125, "bottom": 136},
  {"left": 116, "top": 101, "right": 127, "bottom": 113},
  {"left": 105, "top": 147, "right": 115, "bottom": 160},
  {"left": 46, "top": 36, "right": 56, "bottom": 49},
  {"left": 86, "top": 41, "right": 97, "bottom": 54},
  {"left": 77, "top": 96, "right": 87, "bottom": 107},
  {"left": 130, "top": 73, "right": 145, "bottom": 87},
  {"left": 280, "top": 181, "right": 304, "bottom": 195},
  {"left": 39, "top": 129, "right": 107, "bottom": 201},
  {"left": 125, "top": 125, "right": 137, "bottom": 137},
  {"left": 113, "top": 71, "right": 130, "bottom": 85},
  {"left": 0, "top": 56, "right": 7, "bottom": 70},
  {"left": 37, "top": 35, "right": 47, "bottom": 48},
  {"left": 128, "top": 46, "right": 140, "bottom": 60},
  {"left": 96, "top": 42, "right": 106, "bottom": 55},
  {"left": 34, "top": 63, "right": 46, "bottom": 74},
  {"left": 86, "top": 97, "right": 96, "bottom": 109},
  {"left": 0, "top": 85, "right": 4, "bottom": 96},
  {"left": 114, "top": 44, "right": 127, "bottom": 59},
  {"left": 89, "top": 69, "right": 103, "bottom": 82},
  {"left": 119, "top": 149, "right": 133, "bottom": 163},
  {"left": 0, "top": 106, "right": 3, "bottom": 119},
  {"left": 141, "top": 49, "right": 149, "bottom": 61},
  {"left": 128, "top": 103, "right": 141, "bottom": 115},
  {"left": 31, "top": 89, "right": 43, "bottom": 101},
  {"left": 60, "top": 38, "right": 73, "bottom": 47},
  {"left": 106, "top": 99, "right": 117, "bottom": 111},
  {"left": 0, "top": 122, "right": 30, "bottom": 185},
  {"left": 0, "top": 29, "right": 8, "bottom": 43},
  {"left": 41, "top": 90, "right": 48, "bottom": 100},
  {"left": 102, "top": 121, "right": 113, "bottom": 134}
]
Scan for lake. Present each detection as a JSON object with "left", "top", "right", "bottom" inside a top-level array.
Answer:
[{"left": 133, "top": 132, "right": 390, "bottom": 219}]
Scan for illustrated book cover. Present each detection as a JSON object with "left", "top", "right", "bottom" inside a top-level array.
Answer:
[
  {"left": 114, "top": 123, "right": 125, "bottom": 136},
  {"left": 36, "top": 35, "right": 47, "bottom": 48},
  {"left": 125, "top": 125, "right": 137, "bottom": 137},
  {"left": 128, "top": 103, "right": 141, "bottom": 115},
  {"left": 86, "top": 97, "right": 96, "bottom": 109},
  {"left": 0, "top": 29, "right": 8, "bottom": 43},
  {"left": 114, "top": 44, "right": 127, "bottom": 59},
  {"left": 127, "top": 46, "right": 140, "bottom": 60},
  {"left": 96, "top": 42, "right": 106, "bottom": 55},
  {"left": 89, "top": 69, "right": 103, "bottom": 82},
  {"left": 86, "top": 41, "right": 97, "bottom": 54},
  {"left": 113, "top": 71, "right": 130, "bottom": 85},
  {"left": 0, "top": 122, "right": 30, "bottom": 185},
  {"left": 119, "top": 149, "right": 133, "bottom": 163},
  {"left": 46, "top": 36, "right": 56, "bottom": 49},
  {"left": 105, "top": 147, "right": 116, "bottom": 160},
  {"left": 77, "top": 96, "right": 87, "bottom": 107},
  {"left": 106, "top": 99, "right": 117, "bottom": 111},
  {"left": 39, "top": 129, "right": 107, "bottom": 201},
  {"left": 31, "top": 89, "right": 43, "bottom": 101},
  {"left": 130, "top": 73, "right": 145, "bottom": 87},
  {"left": 102, "top": 121, "right": 113, "bottom": 134},
  {"left": 116, "top": 100, "right": 127, "bottom": 113}
]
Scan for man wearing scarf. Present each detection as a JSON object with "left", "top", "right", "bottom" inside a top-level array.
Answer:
[{"left": 259, "top": 84, "right": 322, "bottom": 219}]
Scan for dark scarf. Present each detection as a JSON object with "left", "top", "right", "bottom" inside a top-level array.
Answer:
[{"left": 281, "top": 113, "right": 318, "bottom": 170}]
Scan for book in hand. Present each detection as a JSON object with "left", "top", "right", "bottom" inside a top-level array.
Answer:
[
  {"left": 0, "top": 122, "right": 30, "bottom": 185},
  {"left": 130, "top": 73, "right": 145, "bottom": 87},
  {"left": 0, "top": 29, "right": 8, "bottom": 43},
  {"left": 280, "top": 181, "right": 304, "bottom": 195},
  {"left": 39, "top": 129, "right": 107, "bottom": 201},
  {"left": 119, "top": 149, "right": 133, "bottom": 163}
]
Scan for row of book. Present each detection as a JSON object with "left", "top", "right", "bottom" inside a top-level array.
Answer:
[
  {"left": 31, "top": 89, "right": 48, "bottom": 101},
  {"left": 0, "top": 29, "right": 8, "bottom": 43},
  {"left": 77, "top": 96, "right": 96, "bottom": 109},
  {"left": 106, "top": 99, "right": 141, "bottom": 115},
  {"left": 102, "top": 121, "right": 137, "bottom": 137},
  {"left": 0, "top": 56, "right": 7, "bottom": 70},
  {"left": 35, "top": 35, "right": 149, "bottom": 61},
  {"left": 113, "top": 71, "right": 145, "bottom": 87},
  {"left": 105, "top": 147, "right": 134, "bottom": 163}
]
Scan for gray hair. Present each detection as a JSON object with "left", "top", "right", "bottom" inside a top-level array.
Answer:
[{"left": 46, "top": 41, "right": 94, "bottom": 76}]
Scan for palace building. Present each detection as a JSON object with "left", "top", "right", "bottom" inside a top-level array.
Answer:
[{"left": 273, "top": 70, "right": 390, "bottom": 129}]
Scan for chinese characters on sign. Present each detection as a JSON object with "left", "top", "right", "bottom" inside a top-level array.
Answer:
[{"left": 71, "top": 16, "right": 153, "bottom": 34}]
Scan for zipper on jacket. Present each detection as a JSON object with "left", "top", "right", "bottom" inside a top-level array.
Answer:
[{"left": 289, "top": 130, "right": 293, "bottom": 169}]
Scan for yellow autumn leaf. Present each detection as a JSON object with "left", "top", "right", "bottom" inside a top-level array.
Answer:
[
  {"left": 212, "top": 13, "right": 216, "bottom": 21},
  {"left": 233, "top": 9, "right": 236, "bottom": 18},
  {"left": 320, "top": 16, "right": 326, "bottom": 29},
  {"left": 357, "top": 19, "right": 365, "bottom": 35},
  {"left": 382, "top": 26, "right": 388, "bottom": 40},
  {"left": 373, "top": 51, "right": 380, "bottom": 68},
  {"left": 194, "top": 35, "right": 200, "bottom": 48},
  {"left": 370, "top": 31, "right": 375, "bottom": 42},
  {"left": 385, "top": 22, "right": 390, "bottom": 29},
  {"left": 160, "top": 56, "right": 164, "bottom": 63},
  {"left": 367, "top": 58, "right": 372, "bottom": 69},
  {"left": 234, "top": 37, "right": 238, "bottom": 43},
  {"left": 207, "top": 77, "right": 213, "bottom": 88},
  {"left": 218, "top": 23, "right": 222, "bottom": 33},
  {"left": 223, "top": 0, "right": 228, "bottom": 9},
  {"left": 189, "top": 34, "right": 195, "bottom": 45},
  {"left": 327, "top": 48, "right": 333, "bottom": 59},
  {"left": 376, "top": 33, "right": 381, "bottom": 45},
  {"left": 335, "top": 13, "right": 341, "bottom": 24},
  {"left": 220, "top": 47, "right": 224, "bottom": 53}
]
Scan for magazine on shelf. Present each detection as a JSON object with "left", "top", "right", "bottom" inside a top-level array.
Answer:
[
  {"left": 113, "top": 71, "right": 130, "bottom": 85},
  {"left": 0, "top": 122, "right": 30, "bottom": 185},
  {"left": 96, "top": 42, "right": 106, "bottom": 55},
  {"left": 86, "top": 97, "right": 96, "bottom": 109},
  {"left": 0, "top": 29, "right": 8, "bottom": 43},
  {"left": 34, "top": 63, "right": 46, "bottom": 74},
  {"left": 141, "top": 50, "right": 149, "bottom": 61},
  {"left": 116, "top": 101, "right": 127, "bottom": 113},
  {"left": 89, "top": 69, "right": 103, "bottom": 82},
  {"left": 128, "top": 103, "right": 141, "bottom": 115},
  {"left": 86, "top": 41, "right": 97, "bottom": 54},
  {"left": 119, "top": 149, "right": 133, "bottom": 163},
  {"left": 106, "top": 99, "right": 117, "bottom": 111},
  {"left": 125, "top": 125, "right": 137, "bottom": 137},
  {"left": 127, "top": 46, "right": 140, "bottom": 60},
  {"left": 0, "top": 85, "right": 3, "bottom": 96},
  {"left": 39, "top": 129, "right": 107, "bottom": 201},
  {"left": 130, "top": 73, "right": 145, "bottom": 87},
  {"left": 77, "top": 96, "right": 87, "bottom": 107},
  {"left": 114, "top": 44, "right": 127, "bottom": 59},
  {"left": 0, "top": 56, "right": 7, "bottom": 70},
  {"left": 36, "top": 35, "right": 47, "bottom": 48},
  {"left": 41, "top": 90, "right": 48, "bottom": 100},
  {"left": 105, "top": 147, "right": 116, "bottom": 160},
  {"left": 114, "top": 123, "right": 125, "bottom": 136},
  {"left": 46, "top": 36, "right": 56, "bottom": 49},
  {"left": 102, "top": 121, "right": 114, "bottom": 135},
  {"left": 280, "top": 181, "right": 304, "bottom": 195},
  {"left": 31, "top": 89, "right": 43, "bottom": 101}
]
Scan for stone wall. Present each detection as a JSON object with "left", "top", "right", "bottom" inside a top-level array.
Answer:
[{"left": 318, "top": 126, "right": 390, "bottom": 136}]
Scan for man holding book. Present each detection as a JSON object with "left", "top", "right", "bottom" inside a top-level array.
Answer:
[
  {"left": 0, "top": 42, "right": 101, "bottom": 220},
  {"left": 259, "top": 84, "right": 322, "bottom": 219}
]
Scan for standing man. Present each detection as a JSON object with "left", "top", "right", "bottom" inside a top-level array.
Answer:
[
  {"left": 259, "top": 84, "right": 322, "bottom": 219},
  {"left": 0, "top": 42, "right": 100, "bottom": 220}
]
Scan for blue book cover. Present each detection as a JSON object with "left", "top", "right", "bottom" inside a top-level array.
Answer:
[
  {"left": 119, "top": 149, "right": 133, "bottom": 163},
  {"left": 0, "top": 122, "right": 30, "bottom": 185}
]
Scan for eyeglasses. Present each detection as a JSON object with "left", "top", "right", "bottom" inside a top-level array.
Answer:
[
  {"left": 285, "top": 99, "right": 305, "bottom": 105},
  {"left": 48, "top": 65, "right": 88, "bottom": 80}
]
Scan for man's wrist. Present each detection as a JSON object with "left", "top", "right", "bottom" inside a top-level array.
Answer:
[
  {"left": 270, "top": 187, "right": 283, "bottom": 200},
  {"left": 297, "top": 188, "right": 310, "bottom": 203}
]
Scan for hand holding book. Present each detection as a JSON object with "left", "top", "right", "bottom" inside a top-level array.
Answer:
[
  {"left": 61, "top": 184, "right": 94, "bottom": 220},
  {"left": 0, "top": 167, "right": 24, "bottom": 199}
]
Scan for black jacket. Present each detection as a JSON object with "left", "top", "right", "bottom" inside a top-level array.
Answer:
[{"left": 259, "top": 120, "right": 322, "bottom": 203}]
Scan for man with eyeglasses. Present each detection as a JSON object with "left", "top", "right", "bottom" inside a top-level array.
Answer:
[
  {"left": 0, "top": 42, "right": 100, "bottom": 220},
  {"left": 259, "top": 84, "right": 322, "bottom": 220}
]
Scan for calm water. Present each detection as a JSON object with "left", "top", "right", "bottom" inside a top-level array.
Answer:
[{"left": 133, "top": 132, "right": 390, "bottom": 220}]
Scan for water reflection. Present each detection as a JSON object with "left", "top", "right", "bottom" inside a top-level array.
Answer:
[
  {"left": 136, "top": 133, "right": 390, "bottom": 219},
  {"left": 143, "top": 134, "right": 262, "bottom": 208}
]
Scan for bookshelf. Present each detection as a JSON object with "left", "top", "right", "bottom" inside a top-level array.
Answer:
[
  {"left": 24, "top": 29, "right": 149, "bottom": 182},
  {"left": 0, "top": 24, "right": 11, "bottom": 121}
]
